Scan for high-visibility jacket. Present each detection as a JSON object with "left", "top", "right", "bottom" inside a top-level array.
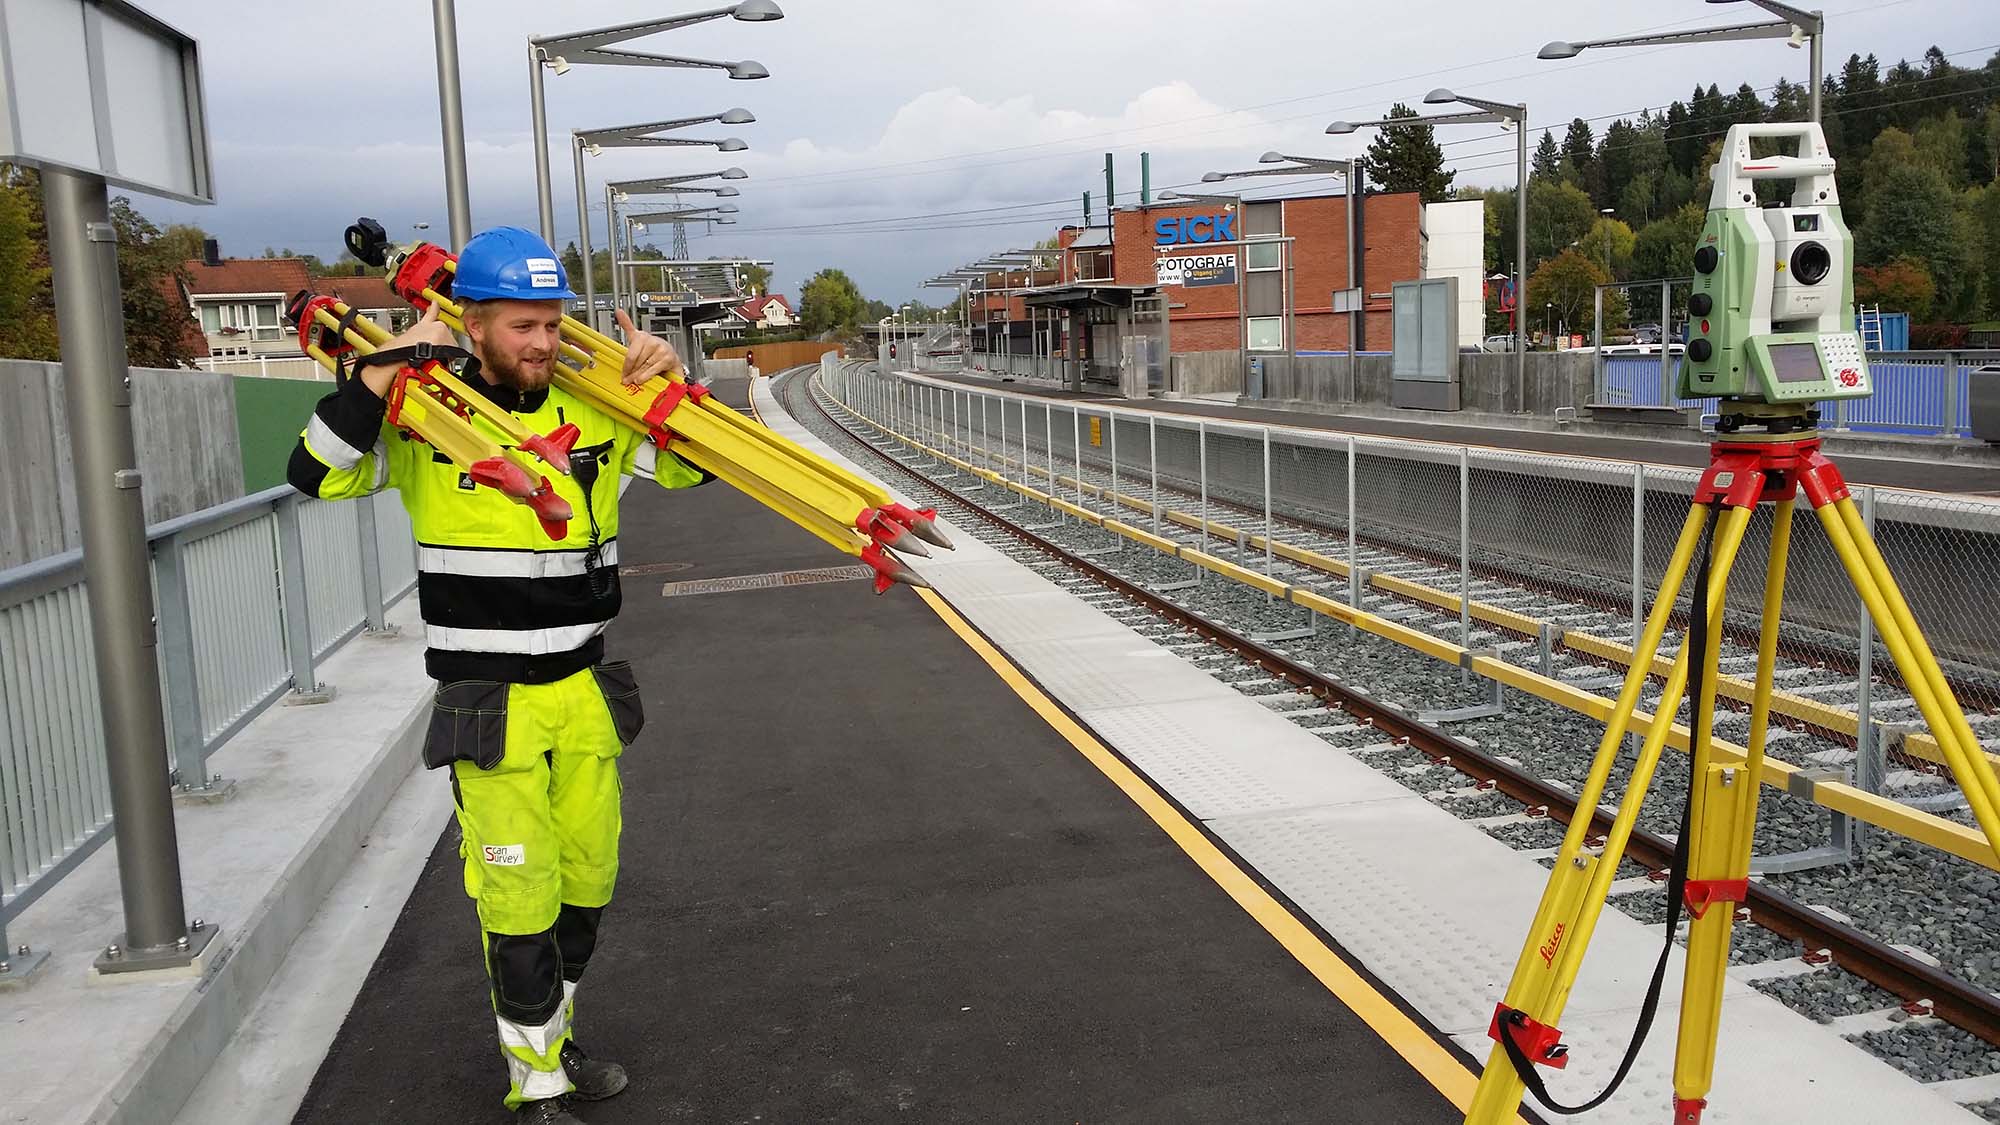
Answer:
[{"left": 288, "top": 371, "right": 709, "bottom": 684}]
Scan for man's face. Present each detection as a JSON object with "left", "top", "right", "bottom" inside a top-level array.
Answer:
[{"left": 466, "top": 299, "right": 563, "bottom": 392}]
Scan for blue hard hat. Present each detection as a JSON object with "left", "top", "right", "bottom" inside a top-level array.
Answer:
[{"left": 453, "top": 226, "right": 577, "bottom": 301}]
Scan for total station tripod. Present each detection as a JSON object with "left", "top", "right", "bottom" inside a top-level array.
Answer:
[{"left": 1465, "top": 407, "right": 2000, "bottom": 1124}]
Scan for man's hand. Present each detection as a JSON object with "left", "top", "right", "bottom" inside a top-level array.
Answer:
[
  {"left": 615, "top": 308, "right": 680, "bottom": 387},
  {"left": 358, "top": 304, "right": 454, "bottom": 398}
]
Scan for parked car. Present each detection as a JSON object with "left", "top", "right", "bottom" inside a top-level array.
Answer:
[
  {"left": 1481, "top": 334, "right": 1515, "bottom": 353},
  {"left": 1631, "top": 323, "right": 1663, "bottom": 345}
]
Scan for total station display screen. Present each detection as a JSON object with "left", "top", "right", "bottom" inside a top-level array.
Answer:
[
  {"left": 1768, "top": 342, "right": 1825, "bottom": 384},
  {"left": 1793, "top": 214, "right": 1820, "bottom": 232}
]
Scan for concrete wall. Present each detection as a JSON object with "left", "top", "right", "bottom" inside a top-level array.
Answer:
[
  {"left": 1168, "top": 350, "right": 1242, "bottom": 397},
  {"left": 1238, "top": 349, "right": 1598, "bottom": 419},
  {"left": 0, "top": 359, "right": 245, "bottom": 570}
]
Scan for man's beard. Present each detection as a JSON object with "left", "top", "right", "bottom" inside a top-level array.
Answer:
[{"left": 485, "top": 350, "right": 554, "bottom": 392}]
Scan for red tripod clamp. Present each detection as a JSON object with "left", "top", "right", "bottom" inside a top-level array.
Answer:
[
  {"left": 642, "top": 380, "right": 711, "bottom": 446},
  {"left": 1488, "top": 1004, "right": 1569, "bottom": 1069},
  {"left": 387, "top": 242, "right": 458, "bottom": 311},
  {"left": 1680, "top": 878, "right": 1749, "bottom": 921}
]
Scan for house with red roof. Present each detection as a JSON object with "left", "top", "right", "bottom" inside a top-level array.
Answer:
[{"left": 734, "top": 293, "right": 794, "bottom": 331}]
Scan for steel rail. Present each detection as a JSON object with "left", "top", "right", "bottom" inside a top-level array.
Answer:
[{"left": 796, "top": 362, "right": 2000, "bottom": 1053}]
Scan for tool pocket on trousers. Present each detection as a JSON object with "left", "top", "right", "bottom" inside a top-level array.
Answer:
[
  {"left": 591, "top": 661, "right": 645, "bottom": 746},
  {"left": 423, "top": 680, "right": 510, "bottom": 770}
]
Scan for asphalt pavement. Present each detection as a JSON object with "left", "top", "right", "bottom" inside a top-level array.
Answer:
[{"left": 290, "top": 374, "right": 1461, "bottom": 1124}]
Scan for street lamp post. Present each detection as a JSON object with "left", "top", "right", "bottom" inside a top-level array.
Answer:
[
  {"left": 1201, "top": 154, "right": 1364, "bottom": 399},
  {"left": 1331, "top": 90, "right": 1529, "bottom": 410},
  {"left": 575, "top": 120, "right": 749, "bottom": 334},
  {"left": 1539, "top": 0, "right": 1823, "bottom": 122},
  {"left": 527, "top": 1, "right": 781, "bottom": 243}
]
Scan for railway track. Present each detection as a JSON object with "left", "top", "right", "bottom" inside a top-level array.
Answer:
[{"left": 781, "top": 361, "right": 2000, "bottom": 1118}]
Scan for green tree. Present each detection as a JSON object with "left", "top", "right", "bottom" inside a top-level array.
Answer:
[
  {"left": 1855, "top": 163, "right": 1978, "bottom": 319},
  {"left": 1531, "top": 130, "right": 1562, "bottom": 180},
  {"left": 1362, "top": 103, "right": 1455, "bottom": 202},
  {"left": 736, "top": 260, "right": 773, "bottom": 295},
  {"left": 1970, "top": 184, "right": 2000, "bottom": 318},
  {"left": 1525, "top": 249, "right": 1616, "bottom": 337},
  {"left": 0, "top": 169, "right": 56, "bottom": 359},
  {"left": 1913, "top": 111, "right": 1970, "bottom": 189},
  {"left": 108, "top": 196, "right": 198, "bottom": 369},
  {"left": 1630, "top": 203, "right": 1707, "bottom": 282},
  {"left": 798, "top": 267, "right": 864, "bottom": 335},
  {"left": 1560, "top": 118, "right": 1602, "bottom": 205},
  {"left": 1577, "top": 216, "right": 1636, "bottom": 280},
  {"left": 1525, "top": 179, "right": 1597, "bottom": 265}
]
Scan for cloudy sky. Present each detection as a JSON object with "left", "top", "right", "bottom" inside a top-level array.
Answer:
[{"left": 137, "top": 0, "right": 1993, "bottom": 305}]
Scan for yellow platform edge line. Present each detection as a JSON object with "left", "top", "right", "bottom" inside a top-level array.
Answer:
[{"left": 911, "top": 584, "right": 1513, "bottom": 1121}]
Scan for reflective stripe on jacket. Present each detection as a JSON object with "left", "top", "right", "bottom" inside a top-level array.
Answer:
[{"left": 287, "top": 372, "right": 709, "bottom": 683}]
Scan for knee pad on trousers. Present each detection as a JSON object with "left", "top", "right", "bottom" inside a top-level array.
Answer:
[
  {"left": 555, "top": 903, "right": 604, "bottom": 984},
  {"left": 486, "top": 928, "right": 563, "bottom": 1026}
]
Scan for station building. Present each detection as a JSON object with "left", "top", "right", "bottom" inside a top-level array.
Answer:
[{"left": 966, "top": 191, "right": 1484, "bottom": 378}]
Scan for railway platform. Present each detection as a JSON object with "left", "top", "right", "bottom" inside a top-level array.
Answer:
[
  {"left": 922, "top": 368, "right": 2000, "bottom": 496},
  {"left": 9, "top": 368, "right": 1991, "bottom": 1125}
]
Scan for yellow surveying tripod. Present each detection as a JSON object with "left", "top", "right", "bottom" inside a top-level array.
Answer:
[{"left": 1469, "top": 120, "right": 2000, "bottom": 1124}]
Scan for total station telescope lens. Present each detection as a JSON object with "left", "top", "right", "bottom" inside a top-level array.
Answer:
[{"left": 1790, "top": 241, "right": 1831, "bottom": 286}]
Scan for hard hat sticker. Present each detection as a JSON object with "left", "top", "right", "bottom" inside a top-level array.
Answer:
[{"left": 526, "top": 256, "right": 561, "bottom": 288}]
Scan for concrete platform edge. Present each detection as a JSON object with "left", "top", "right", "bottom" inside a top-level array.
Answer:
[{"left": 84, "top": 698, "right": 429, "bottom": 1125}]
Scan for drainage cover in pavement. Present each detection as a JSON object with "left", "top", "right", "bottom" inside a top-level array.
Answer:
[
  {"left": 620, "top": 561, "right": 695, "bottom": 576},
  {"left": 660, "top": 564, "right": 873, "bottom": 597}
]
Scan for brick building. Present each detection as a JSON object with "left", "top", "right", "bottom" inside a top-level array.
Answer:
[{"left": 991, "top": 189, "right": 1426, "bottom": 358}]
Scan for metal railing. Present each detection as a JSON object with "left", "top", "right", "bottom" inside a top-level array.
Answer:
[
  {"left": 0, "top": 487, "right": 416, "bottom": 955},
  {"left": 190, "top": 354, "right": 331, "bottom": 381},
  {"left": 1599, "top": 350, "right": 1995, "bottom": 437},
  {"left": 823, "top": 363, "right": 2000, "bottom": 869}
]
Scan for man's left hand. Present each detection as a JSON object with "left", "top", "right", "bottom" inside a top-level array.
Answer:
[{"left": 615, "top": 309, "right": 680, "bottom": 387}]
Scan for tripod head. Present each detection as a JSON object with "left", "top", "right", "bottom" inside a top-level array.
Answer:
[{"left": 1682, "top": 123, "right": 1871, "bottom": 433}]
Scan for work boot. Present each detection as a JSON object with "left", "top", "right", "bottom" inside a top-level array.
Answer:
[
  {"left": 514, "top": 1097, "right": 583, "bottom": 1124},
  {"left": 560, "top": 1042, "right": 629, "bottom": 1101}
]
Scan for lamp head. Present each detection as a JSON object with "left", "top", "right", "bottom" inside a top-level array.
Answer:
[
  {"left": 716, "top": 186, "right": 740, "bottom": 196},
  {"left": 718, "top": 137, "right": 749, "bottom": 152},
  {"left": 716, "top": 204, "right": 740, "bottom": 213},
  {"left": 719, "top": 108, "right": 757, "bottom": 124},
  {"left": 720, "top": 166, "right": 749, "bottom": 179},
  {"left": 1200, "top": 171, "right": 1225, "bottom": 183},
  {"left": 1257, "top": 151, "right": 1287, "bottom": 165},
  {"left": 731, "top": 0, "right": 785, "bottom": 20},
  {"left": 1423, "top": 88, "right": 1456, "bottom": 105},
  {"left": 1537, "top": 40, "right": 1582, "bottom": 59},
  {"left": 728, "top": 60, "right": 771, "bottom": 80},
  {"left": 1325, "top": 121, "right": 1358, "bottom": 135}
]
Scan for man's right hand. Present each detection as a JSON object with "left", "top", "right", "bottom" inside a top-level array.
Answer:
[{"left": 359, "top": 304, "right": 454, "bottom": 398}]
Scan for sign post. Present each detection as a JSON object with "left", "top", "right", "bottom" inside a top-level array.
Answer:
[{"left": 0, "top": 0, "right": 217, "bottom": 975}]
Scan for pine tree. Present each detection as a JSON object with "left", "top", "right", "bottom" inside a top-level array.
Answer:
[
  {"left": 1598, "top": 119, "right": 1639, "bottom": 217},
  {"left": 1531, "top": 130, "right": 1563, "bottom": 181},
  {"left": 1361, "top": 103, "right": 1456, "bottom": 203},
  {"left": 1665, "top": 100, "right": 1698, "bottom": 176},
  {"left": 1725, "top": 83, "right": 1766, "bottom": 127}
]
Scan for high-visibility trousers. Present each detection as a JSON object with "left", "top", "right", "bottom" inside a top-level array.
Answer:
[{"left": 427, "top": 661, "right": 644, "bottom": 1108}]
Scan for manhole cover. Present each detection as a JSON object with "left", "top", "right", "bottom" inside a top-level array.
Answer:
[
  {"left": 620, "top": 561, "right": 695, "bottom": 576},
  {"left": 660, "top": 564, "right": 872, "bottom": 598}
]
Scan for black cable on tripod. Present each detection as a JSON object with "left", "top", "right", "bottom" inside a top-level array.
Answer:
[{"left": 1496, "top": 511, "right": 1714, "bottom": 1115}]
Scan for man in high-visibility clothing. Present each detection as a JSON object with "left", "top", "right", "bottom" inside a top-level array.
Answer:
[{"left": 288, "top": 227, "right": 708, "bottom": 1123}]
